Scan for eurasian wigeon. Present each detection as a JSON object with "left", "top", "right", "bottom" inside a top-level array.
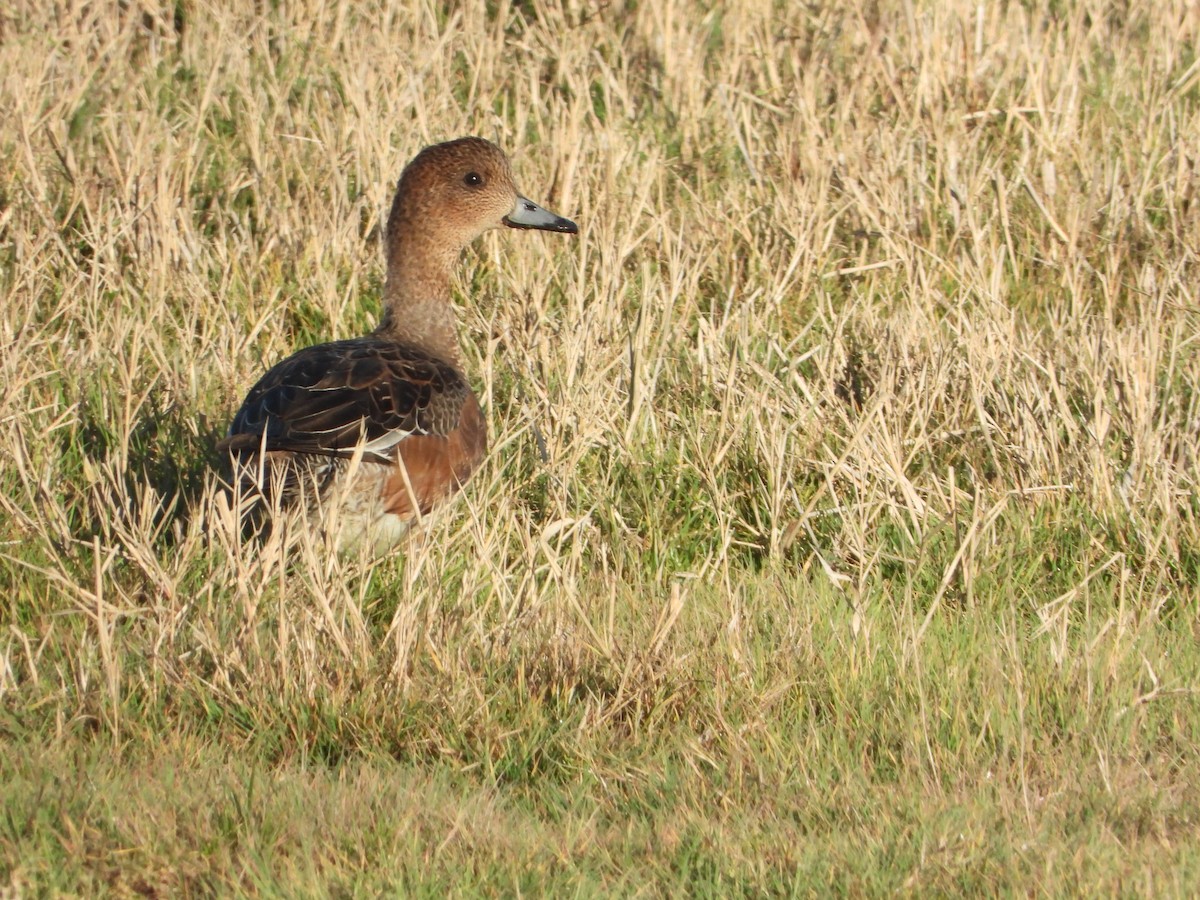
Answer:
[{"left": 220, "top": 137, "right": 577, "bottom": 551}]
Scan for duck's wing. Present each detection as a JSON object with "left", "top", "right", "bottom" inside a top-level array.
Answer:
[{"left": 220, "top": 338, "right": 473, "bottom": 460}]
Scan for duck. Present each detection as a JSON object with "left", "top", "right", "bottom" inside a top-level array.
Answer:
[{"left": 219, "top": 136, "right": 578, "bottom": 551}]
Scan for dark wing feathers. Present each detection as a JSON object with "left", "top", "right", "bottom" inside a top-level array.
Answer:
[{"left": 221, "top": 338, "right": 471, "bottom": 459}]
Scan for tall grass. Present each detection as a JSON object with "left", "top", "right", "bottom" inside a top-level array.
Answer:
[{"left": 2, "top": 0, "right": 1199, "bottom": 893}]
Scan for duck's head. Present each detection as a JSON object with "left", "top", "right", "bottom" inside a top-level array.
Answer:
[{"left": 387, "top": 137, "right": 577, "bottom": 252}]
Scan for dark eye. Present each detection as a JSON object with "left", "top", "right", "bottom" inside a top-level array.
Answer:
[{"left": 464, "top": 172, "right": 483, "bottom": 187}]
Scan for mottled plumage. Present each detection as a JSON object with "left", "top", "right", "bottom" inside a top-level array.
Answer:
[{"left": 224, "top": 339, "right": 472, "bottom": 460}]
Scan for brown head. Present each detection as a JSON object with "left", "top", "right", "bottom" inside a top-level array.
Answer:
[
  {"left": 386, "top": 137, "right": 575, "bottom": 260},
  {"left": 379, "top": 137, "right": 577, "bottom": 358}
]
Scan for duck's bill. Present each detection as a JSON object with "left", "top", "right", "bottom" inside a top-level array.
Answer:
[{"left": 504, "top": 196, "right": 578, "bottom": 233}]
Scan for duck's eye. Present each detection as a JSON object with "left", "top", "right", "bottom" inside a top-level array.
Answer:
[{"left": 464, "top": 172, "right": 483, "bottom": 187}]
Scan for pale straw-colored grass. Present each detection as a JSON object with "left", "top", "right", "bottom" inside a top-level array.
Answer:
[{"left": 1, "top": 0, "right": 1199, "bottom": 892}]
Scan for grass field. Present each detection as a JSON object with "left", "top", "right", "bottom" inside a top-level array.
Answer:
[{"left": 2, "top": 0, "right": 1200, "bottom": 893}]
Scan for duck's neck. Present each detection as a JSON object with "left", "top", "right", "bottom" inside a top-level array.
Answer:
[{"left": 375, "top": 233, "right": 462, "bottom": 365}]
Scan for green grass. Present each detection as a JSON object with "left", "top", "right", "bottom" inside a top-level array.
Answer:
[{"left": 3, "top": 569, "right": 1197, "bottom": 894}]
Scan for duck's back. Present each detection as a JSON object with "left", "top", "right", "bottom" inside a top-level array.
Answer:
[{"left": 223, "top": 337, "right": 487, "bottom": 545}]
